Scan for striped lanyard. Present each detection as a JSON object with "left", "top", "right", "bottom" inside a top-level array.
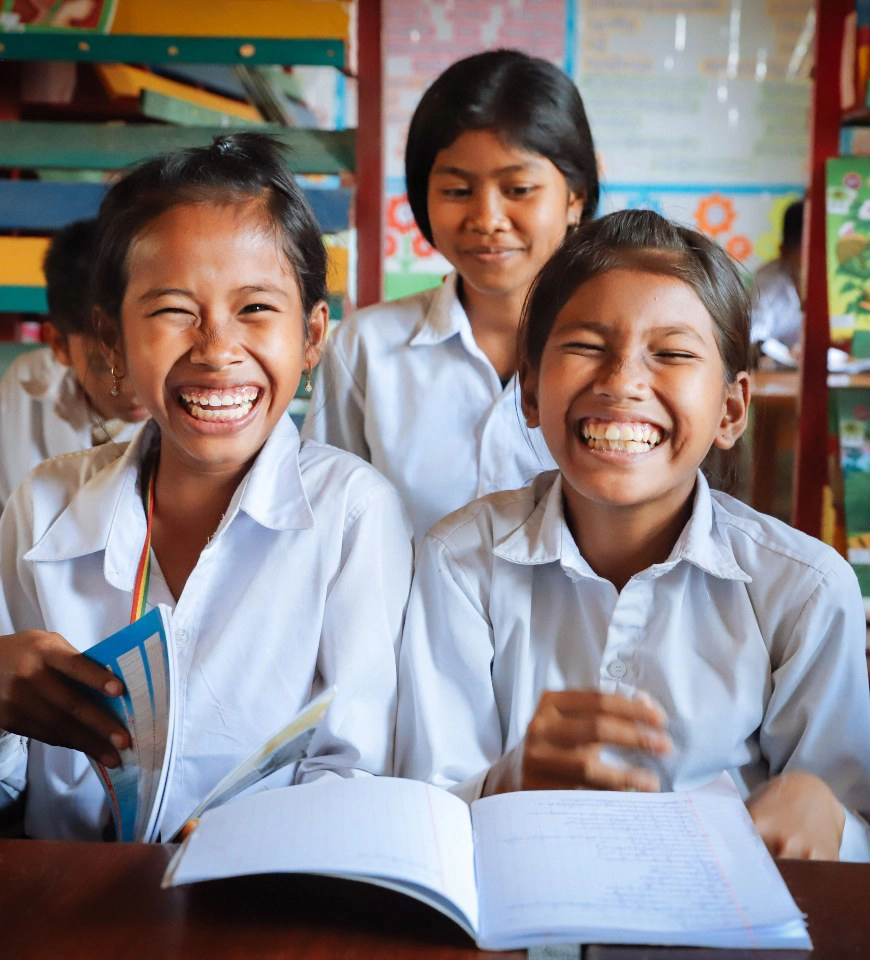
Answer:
[{"left": 130, "top": 456, "right": 157, "bottom": 623}]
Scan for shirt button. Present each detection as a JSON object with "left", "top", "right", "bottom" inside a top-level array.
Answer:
[
  {"left": 176, "top": 629, "right": 187, "bottom": 644},
  {"left": 607, "top": 659, "right": 627, "bottom": 679}
]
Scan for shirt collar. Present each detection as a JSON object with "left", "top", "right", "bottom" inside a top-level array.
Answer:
[
  {"left": 408, "top": 273, "right": 472, "bottom": 346},
  {"left": 25, "top": 416, "right": 315, "bottom": 590},
  {"left": 493, "top": 470, "right": 751, "bottom": 584}
]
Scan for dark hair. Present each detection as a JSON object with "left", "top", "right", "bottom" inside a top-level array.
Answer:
[
  {"left": 520, "top": 209, "right": 751, "bottom": 382},
  {"left": 405, "top": 49, "right": 599, "bottom": 245},
  {"left": 92, "top": 132, "right": 327, "bottom": 338},
  {"left": 42, "top": 218, "right": 100, "bottom": 337},
  {"left": 519, "top": 209, "right": 751, "bottom": 489},
  {"left": 781, "top": 199, "right": 804, "bottom": 252}
]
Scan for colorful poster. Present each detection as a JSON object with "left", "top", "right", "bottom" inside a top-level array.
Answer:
[
  {"left": 835, "top": 388, "right": 870, "bottom": 607},
  {"left": 0, "top": 0, "right": 117, "bottom": 33},
  {"left": 826, "top": 157, "right": 870, "bottom": 357}
]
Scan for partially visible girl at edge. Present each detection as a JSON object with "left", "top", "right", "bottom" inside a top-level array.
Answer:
[
  {"left": 396, "top": 209, "right": 870, "bottom": 861},
  {"left": 0, "top": 133, "right": 413, "bottom": 841},
  {"left": 303, "top": 49, "right": 598, "bottom": 541}
]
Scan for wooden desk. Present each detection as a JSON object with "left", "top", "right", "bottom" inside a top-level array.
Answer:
[{"left": 2, "top": 839, "right": 869, "bottom": 959}]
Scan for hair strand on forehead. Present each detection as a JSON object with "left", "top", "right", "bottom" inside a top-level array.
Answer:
[{"left": 91, "top": 132, "right": 328, "bottom": 345}]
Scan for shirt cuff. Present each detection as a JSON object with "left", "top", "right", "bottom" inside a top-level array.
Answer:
[{"left": 840, "top": 806, "right": 870, "bottom": 862}]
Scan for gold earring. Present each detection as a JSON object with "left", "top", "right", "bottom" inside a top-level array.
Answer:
[
  {"left": 303, "top": 369, "right": 313, "bottom": 394},
  {"left": 110, "top": 366, "right": 121, "bottom": 397}
]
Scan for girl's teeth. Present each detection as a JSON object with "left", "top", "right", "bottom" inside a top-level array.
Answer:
[{"left": 581, "top": 420, "right": 662, "bottom": 452}]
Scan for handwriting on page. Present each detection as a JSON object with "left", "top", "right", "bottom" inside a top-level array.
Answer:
[{"left": 475, "top": 792, "right": 747, "bottom": 938}]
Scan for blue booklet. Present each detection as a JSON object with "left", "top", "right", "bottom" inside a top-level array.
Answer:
[{"left": 84, "top": 607, "right": 334, "bottom": 842}]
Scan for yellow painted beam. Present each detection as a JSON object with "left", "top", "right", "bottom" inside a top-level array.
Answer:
[
  {"left": 111, "top": 0, "right": 351, "bottom": 42},
  {"left": 95, "top": 64, "right": 262, "bottom": 122},
  {"left": 0, "top": 236, "right": 346, "bottom": 294},
  {"left": 0, "top": 237, "right": 50, "bottom": 286},
  {"left": 326, "top": 245, "right": 348, "bottom": 295}
]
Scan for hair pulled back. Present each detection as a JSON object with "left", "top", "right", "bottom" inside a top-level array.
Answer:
[{"left": 92, "top": 132, "right": 327, "bottom": 335}]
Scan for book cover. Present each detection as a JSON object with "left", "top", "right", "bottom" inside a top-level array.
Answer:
[
  {"left": 0, "top": 0, "right": 117, "bottom": 33},
  {"left": 83, "top": 607, "right": 335, "bottom": 842},
  {"left": 826, "top": 157, "right": 870, "bottom": 357}
]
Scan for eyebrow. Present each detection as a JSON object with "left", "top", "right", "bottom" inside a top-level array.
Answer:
[
  {"left": 138, "top": 284, "right": 289, "bottom": 303},
  {"left": 430, "top": 160, "right": 545, "bottom": 178},
  {"left": 562, "top": 321, "right": 709, "bottom": 345},
  {"left": 137, "top": 287, "right": 193, "bottom": 303}
]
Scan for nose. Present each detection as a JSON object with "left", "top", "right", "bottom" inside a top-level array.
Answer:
[
  {"left": 467, "top": 186, "right": 509, "bottom": 234},
  {"left": 188, "top": 315, "right": 243, "bottom": 369},
  {"left": 592, "top": 354, "right": 650, "bottom": 402}
]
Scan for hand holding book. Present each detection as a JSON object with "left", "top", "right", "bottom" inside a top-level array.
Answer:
[
  {"left": 0, "top": 627, "right": 129, "bottom": 766},
  {"left": 83, "top": 607, "right": 335, "bottom": 842}
]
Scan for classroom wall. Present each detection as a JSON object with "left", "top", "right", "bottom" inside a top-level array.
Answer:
[{"left": 382, "top": 0, "right": 812, "bottom": 300}]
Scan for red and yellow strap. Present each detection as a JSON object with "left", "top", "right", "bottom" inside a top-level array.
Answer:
[{"left": 130, "top": 456, "right": 156, "bottom": 623}]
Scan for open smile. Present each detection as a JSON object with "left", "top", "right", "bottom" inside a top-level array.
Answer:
[
  {"left": 178, "top": 386, "right": 261, "bottom": 424},
  {"left": 579, "top": 418, "right": 665, "bottom": 454}
]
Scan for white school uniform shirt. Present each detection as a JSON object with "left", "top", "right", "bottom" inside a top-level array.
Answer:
[
  {"left": 301, "top": 273, "right": 555, "bottom": 541},
  {"left": 396, "top": 470, "right": 870, "bottom": 861},
  {"left": 0, "top": 416, "right": 413, "bottom": 841},
  {"left": 749, "top": 259, "right": 802, "bottom": 349},
  {"left": 0, "top": 348, "right": 142, "bottom": 512}
]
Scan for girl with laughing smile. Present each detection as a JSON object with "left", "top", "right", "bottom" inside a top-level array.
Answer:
[
  {"left": 397, "top": 210, "right": 870, "bottom": 862},
  {"left": 303, "top": 49, "right": 599, "bottom": 541},
  {"left": 0, "top": 134, "right": 413, "bottom": 841}
]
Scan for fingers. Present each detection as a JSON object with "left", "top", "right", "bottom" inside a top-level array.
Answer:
[
  {"left": 520, "top": 688, "right": 673, "bottom": 793},
  {"left": 172, "top": 819, "right": 200, "bottom": 842},
  {"left": 43, "top": 635, "right": 124, "bottom": 697},
  {"left": 0, "top": 631, "right": 130, "bottom": 763},
  {"left": 543, "top": 689, "right": 669, "bottom": 732},
  {"left": 524, "top": 740, "right": 661, "bottom": 792},
  {"left": 747, "top": 772, "right": 844, "bottom": 861}
]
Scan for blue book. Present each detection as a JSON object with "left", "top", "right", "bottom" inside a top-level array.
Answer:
[{"left": 84, "top": 608, "right": 334, "bottom": 842}]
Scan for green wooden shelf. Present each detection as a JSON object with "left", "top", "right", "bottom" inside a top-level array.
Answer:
[
  {"left": 0, "top": 34, "right": 344, "bottom": 68},
  {"left": 0, "top": 122, "right": 355, "bottom": 173}
]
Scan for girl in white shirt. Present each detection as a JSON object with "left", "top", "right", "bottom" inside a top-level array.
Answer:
[
  {"left": 0, "top": 133, "right": 413, "bottom": 841},
  {"left": 303, "top": 50, "right": 599, "bottom": 540},
  {"left": 397, "top": 209, "right": 870, "bottom": 861},
  {"left": 0, "top": 219, "right": 149, "bottom": 512}
]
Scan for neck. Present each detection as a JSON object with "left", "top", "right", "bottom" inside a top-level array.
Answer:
[
  {"left": 566, "top": 495, "right": 694, "bottom": 593},
  {"left": 458, "top": 278, "right": 526, "bottom": 380},
  {"left": 147, "top": 445, "right": 248, "bottom": 600}
]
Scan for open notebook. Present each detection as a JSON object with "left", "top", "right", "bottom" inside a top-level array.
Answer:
[{"left": 163, "top": 774, "right": 810, "bottom": 952}]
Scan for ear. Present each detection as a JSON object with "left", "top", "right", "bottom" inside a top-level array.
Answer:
[
  {"left": 713, "top": 371, "right": 750, "bottom": 450},
  {"left": 519, "top": 358, "right": 541, "bottom": 429},
  {"left": 43, "top": 323, "right": 72, "bottom": 366},
  {"left": 566, "top": 189, "right": 585, "bottom": 228},
  {"left": 303, "top": 299, "right": 330, "bottom": 372},
  {"left": 93, "top": 306, "right": 125, "bottom": 374}
]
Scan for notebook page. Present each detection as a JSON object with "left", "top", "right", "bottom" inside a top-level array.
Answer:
[
  {"left": 164, "top": 776, "right": 479, "bottom": 934},
  {"left": 472, "top": 785, "right": 809, "bottom": 950}
]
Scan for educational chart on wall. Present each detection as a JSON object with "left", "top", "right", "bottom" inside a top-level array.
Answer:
[
  {"left": 826, "top": 157, "right": 870, "bottom": 358},
  {"left": 573, "top": 0, "right": 812, "bottom": 276}
]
